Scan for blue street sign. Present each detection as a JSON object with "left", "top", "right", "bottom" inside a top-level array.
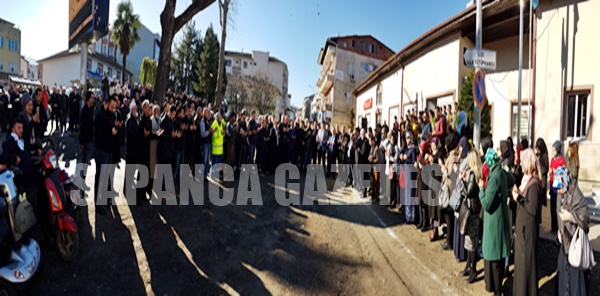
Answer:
[
  {"left": 473, "top": 70, "right": 486, "bottom": 108},
  {"left": 532, "top": 0, "right": 539, "bottom": 10}
]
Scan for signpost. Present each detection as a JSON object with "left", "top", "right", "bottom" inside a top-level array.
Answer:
[
  {"left": 463, "top": 48, "right": 497, "bottom": 70},
  {"left": 473, "top": 0, "right": 483, "bottom": 148},
  {"left": 473, "top": 70, "right": 486, "bottom": 108}
]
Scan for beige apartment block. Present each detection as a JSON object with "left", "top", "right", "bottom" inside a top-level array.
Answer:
[
  {"left": 316, "top": 36, "right": 394, "bottom": 128},
  {"left": 0, "top": 18, "right": 21, "bottom": 85}
]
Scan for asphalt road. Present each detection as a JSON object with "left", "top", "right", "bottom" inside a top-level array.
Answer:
[{"left": 0, "top": 129, "right": 598, "bottom": 295}]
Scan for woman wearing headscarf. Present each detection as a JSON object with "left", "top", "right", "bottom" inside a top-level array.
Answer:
[
  {"left": 479, "top": 137, "right": 494, "bottom": 187},
  {"left": 535, "top": 138, "right": 549, "bottom": 222},
  {"left": 453, "top": 136, "right": 471, "bottom": 262},
  {"left": 440, "top": 133, "right": 459, "bottom": 251},
  {"left": 478, "top": 147, "right": 511, "bottom": 296},
  {"left": 511, "top": 148, "right": 543, "bottom": 296},
  {"left": 416, "top": 139, "right": 431, "bottom": 231},
  {"left": 555, "top": 167, "right": 591, "bottom": 296},
  {"left": 428, "top": 137, "right": 444, "bottom": 240},
  {"left": 549, "top": 140, "right": 567, "bottom": 232},
  {"left": 461, "top": 150, "right": 482, "bottom": 284},
  {"left": 401, "top": 130, "right": 418, "bottom": 223},
  {"left": 456, "top": 109, "right": 468, "bottom": 137}
]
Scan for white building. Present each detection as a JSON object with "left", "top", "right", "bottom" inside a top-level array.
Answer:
[
  {"left": 353, "top": 0, "right": 600, "bottom": 191},
  {"left": 38, "top": 45, "right": 132, "bottom": 88},
  {"left": 38, "top": 22, "right": 159, "bottom": 87},
  {"left": 223, "top": 50, "right": 288, "bottom": 116}
]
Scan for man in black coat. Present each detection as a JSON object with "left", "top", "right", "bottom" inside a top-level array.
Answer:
[
  {"left": 138, "top": 100, "right": 154, "bottom": 201},
  {"left": 79, "top": 91, "right": 95, "bottom": 165},
  {"left": 32, "top": 88, "right": 48, "bottom": 139},
  {"left": 94, "top": 95, "right": 119, "bottom": 215},
  {"left": 50, "top": 87, "right": 60, "bottom": 132},
  {"left": 157, "top": 106, "right": 176, "bottom": 166},
  {"left": 125, "top": 102, "right": 142, "bottom": 201},
  {"left": 0, "top": 119, "right": 35, "bottom": 188},
  {"left": 69, "top": 86, "right": 81, "bottom": 132},
  {"left": 59, "top": 88, "right": 68, "bottom": 133},
  {"left": 357, "top": 129, "right": 371, "bottom": 197},
  {"left": 0, "top": 87, "right": 8, "bottom": 133}
]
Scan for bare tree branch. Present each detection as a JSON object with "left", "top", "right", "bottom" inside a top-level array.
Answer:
[{"left": 174, "top": 0, "right": 216, "bottom": 32}]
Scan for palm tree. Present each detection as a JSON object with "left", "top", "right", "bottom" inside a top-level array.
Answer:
[{"left": 113, "top": 0, "right": 141, "bottom": 84}]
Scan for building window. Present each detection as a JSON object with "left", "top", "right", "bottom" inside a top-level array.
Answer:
[
  {"left": 243, "top": 61, "right": 248, "bottom": 69},
  {"left": 117, "top": 71, "right": 121, "bottom": 80},
  {"left": 97, "top": 63, "right": 104, "bottom": 74},
  {"left": 511, "top": 102, "right": 530, "bottom": 142},
  {"left": 376, "top": 83, "right": 383, "bottom": 105},
  {"left": 102, "top": 45, "right": 107, "bottom": 54},
  {"left": 109, "top": 48, "right": 114, "bottom": 57},
  {"left": 351, "top": 40, "right": 356, "bottom": 48},
  {"left": 7, "top": 39, "right": 18, "bottom": 51},
  {"left": 389, "top": 107, "right": 399, "bottom": 126},
  {"left": 225, "top": 59, "right": 232, "bottom": 67},
  {"left": 565, "top": 91, "right": 591, "bottom": 140},
  {"left": 108, "top": 67, "right": 113, "bottom": 77},
  {"left": 343, "top": 42, "right": 347, "bottom": 48},
  {"left": 360, "top": 63, "right": 367, "bottom": 78},
  {"left": 376, "top": 112, "right": 382, "bottom": 125},
  {"left": 9, "top": 62, "right": 16, "bottom": 73},
  {"left": 87, "top": 58, "right": 92, "bottom": 71},
  {"left": 0, "top": 60, "right": 3, "bottom": 71},
  {"left": 0, "top": 36, "right": 3, "bottom": 48},
  {"left": 349, "top": 63, "right": 355, "bottom": 80},
  {"left": 368, "top": 44, "right": 374, "bottom": 54}
]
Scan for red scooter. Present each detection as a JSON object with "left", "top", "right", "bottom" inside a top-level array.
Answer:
[{"left": 34, "top": 139, "right": 79, "bottom": 261}]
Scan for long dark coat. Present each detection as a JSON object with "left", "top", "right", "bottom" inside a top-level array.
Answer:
[{"left": 513, "top": 177, "right": 542, "bottom": 296}]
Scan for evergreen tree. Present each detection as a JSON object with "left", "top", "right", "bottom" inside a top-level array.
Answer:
[
  {"left": 172, "top": 21, "right": 200, "bottom": 94},
  {"left": 193, "top": 24, "right": 220, "bottom": 102},
  {"left": 458, "top": 71, "right": 492, "bottom": 139}
]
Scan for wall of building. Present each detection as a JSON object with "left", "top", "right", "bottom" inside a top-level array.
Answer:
[
  {"left": 484, "top": 35, "right": 531, "bottom": 147},
  {"left": 402, "top": 37, "right": 460, "bottom": 113},
  {"left": 41, "top": 55, "right": 80, "bottom": 87},
  {"left": 0, "top": 20, "right": 21, "bottom": 75},
  {"left": 535, "top": 0, "right": 600, "bottom": 183}
]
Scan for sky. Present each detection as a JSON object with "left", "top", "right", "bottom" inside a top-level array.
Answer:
[{"left": 8, "top": 0, "right": 469, "bottom": 107}]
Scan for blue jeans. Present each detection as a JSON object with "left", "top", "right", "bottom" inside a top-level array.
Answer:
[
  {"left": 94, "top": 149, "right": 113, "bottom": 202},
  {"left": 173, "top": 150, "right": 184, "bottom": 188},
  {"left": 202, "top": 143, "right": 211, "bottom": 178}
]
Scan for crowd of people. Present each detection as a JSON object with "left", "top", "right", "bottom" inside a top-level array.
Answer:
[{"left": 0, "top": 75, "right": 594, "bottom": 295}]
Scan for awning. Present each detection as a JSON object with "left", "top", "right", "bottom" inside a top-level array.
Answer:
[{"left": 9, "top": 76, "right": 41, "bottom": 87}]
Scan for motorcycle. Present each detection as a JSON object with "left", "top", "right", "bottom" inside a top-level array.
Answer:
[
  {"left": 0, "top": 167, "right": 42, "bottom": 295},
  {"left": 33, "top": 138, "right": 79, "bottom": 262},
  {"left": 57, "top": 170, "right": 81, "bottom": 224}
]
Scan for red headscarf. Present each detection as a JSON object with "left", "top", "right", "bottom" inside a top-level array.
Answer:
[
  {"left": 418, "top": 140, "right": 429, "bottom": 163},
  {"left": 515, "top": 144, "right": 523, "bottom": 165}
]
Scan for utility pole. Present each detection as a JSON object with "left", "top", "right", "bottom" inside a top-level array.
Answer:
[
  {"left": 517, "top": 0, "right": 524, "bottom": 142},
  {"left": 527, "top": 0, "right": 533, "bottom": 144},
  {"left": 473, "top": 0, "right": 483, "bottom": 148}
]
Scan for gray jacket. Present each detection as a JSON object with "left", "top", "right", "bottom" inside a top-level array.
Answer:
[{"left": 558, "top": 186, "right": 590, "bottom": 255}]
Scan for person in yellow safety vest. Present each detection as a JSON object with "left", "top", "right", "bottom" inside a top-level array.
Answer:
[{"left": 211, "top": 112, "right": 226, "bottom": 176}]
